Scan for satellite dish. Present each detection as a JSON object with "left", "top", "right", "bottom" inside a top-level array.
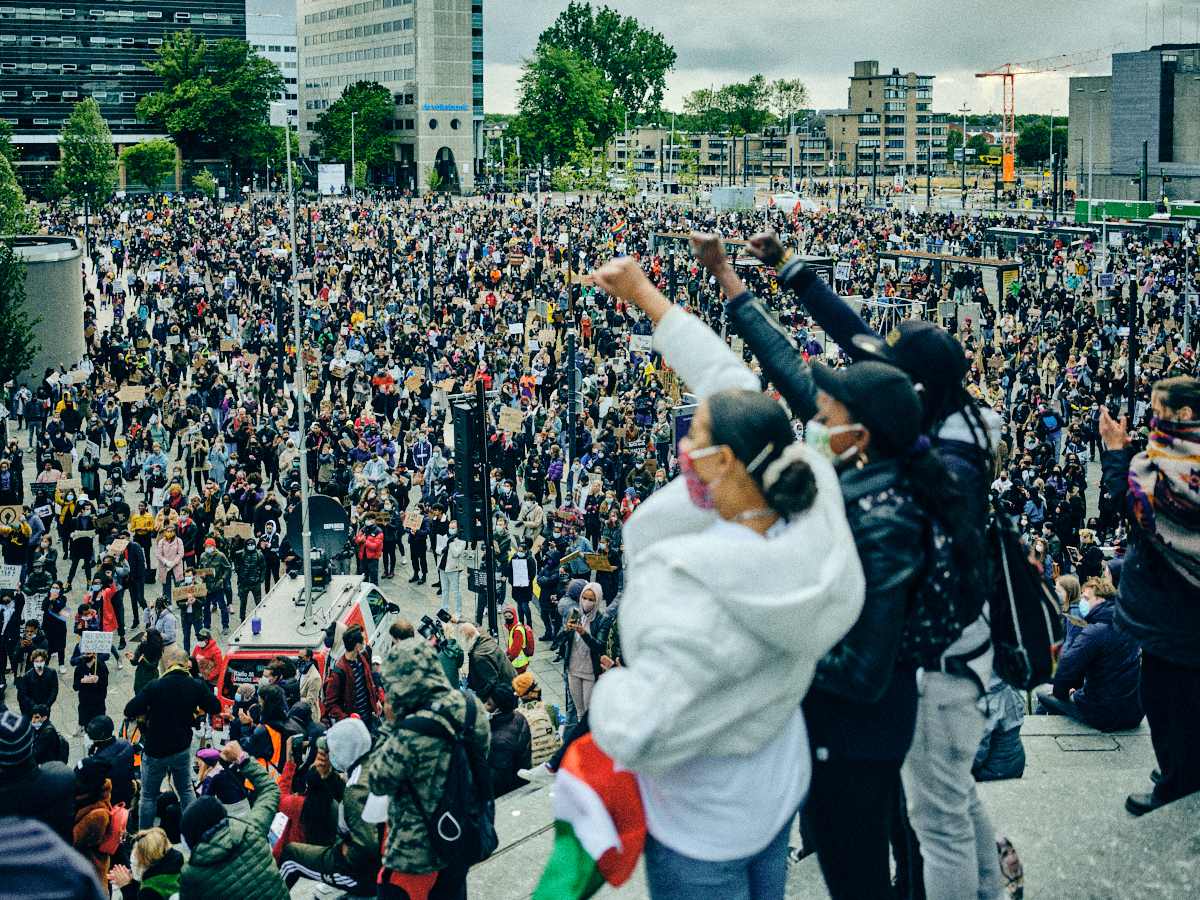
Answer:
[{"left": 286, "top": 494, "right": 351, "bottom": 559}]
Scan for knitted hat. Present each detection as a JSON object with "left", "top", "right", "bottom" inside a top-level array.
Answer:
[
  {"left": 512, "top": 672, "right": 536, "bottom": 697},
  {"left": 204, "top": 537, "right": 216, "bottom": 547},
  {"left": 0, "top": 712, "right": 33, "bottom": 769},
  {"left": 179, "top": 796, "right": 226, "bottom": 852}
]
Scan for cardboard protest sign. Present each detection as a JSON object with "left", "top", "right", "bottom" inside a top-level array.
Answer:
[
  {"left": 152, "top": 387, "right": 168, "bottom": 402},
  {"left": 228, "top": 522, "right": 255, "bottom": 540},
  {"left": 538, "top": 329, "right": 556, "bottom": 346},
  {"left": 530, "top": 535, "right": 545, "bottom": 556},
  {"left": 497, "top": 406, "right": 524, "bottom": 433},
  {"left": 437, "top": 379, "right": 456, "bottom": 392},
  {"left": 404, "top": 374, "right": 424, "bottom": 392},
  {"left": 0, "top": 564, "right": 21, "bottom": 588},
  {"left": 0, "top": 506, "right": 23, "bottom": 529},
  {"left": 107, "top": 539, "right": 129, "bottom": 556},
  {"left": 79, "top": 630, "right": 115, "bottom": 654},
  {"left": 54, "top": 453, "right": 73, "bottom": 474},
  {"left": 117, "top": 385, "right": 146, "bottom": 403},
  {"left": 56, "top": 477, "right": 82, "bottom": 494},
  {"left": 403, "top": 510, "right": 424, "bottom": 531},
  {"left": 613, "top": 427, "right": 626, "bottom": 440},
  {"left": 172, "top": 584, "right": 208, "bottom": 602},
  {"left": 585, "top": 553, "right": 613, "bottom": 572}
]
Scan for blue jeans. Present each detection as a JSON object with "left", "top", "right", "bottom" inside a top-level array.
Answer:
[
  {"left": 138, "top": 748, "right": 195, "bottom": 832},
  {"left": 204, "top": 589, "right": 230, "bottom": 630},
  {"left": 644, "top": 816, "right": 791, "bottom": 900}
]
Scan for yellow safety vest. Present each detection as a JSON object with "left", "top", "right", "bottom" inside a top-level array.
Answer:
[{"left": 507, "top": 625, "right": 530, "bottom": 670}]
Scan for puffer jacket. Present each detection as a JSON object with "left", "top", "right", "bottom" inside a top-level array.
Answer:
[
  {"left": 367, "top": 638, "right": 490, "bottom": 874},
  {"left": 1052, "top": 600, "right": 1144, "bottom": 731},
  {"left": 178, "top": 757, "right": 289, "bottom": 900},
  {"left": 1103, "top": 447, "right": 1200, "bottom": 667}
]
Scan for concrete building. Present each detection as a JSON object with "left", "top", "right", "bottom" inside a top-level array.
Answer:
[
  {"left": 12, "top": 236, "right": 85, "bottom": 383},
  {"left": 0, "top": 0, "right": 248, "bottom": 197},
  {"left": 824, "top": 61, "right": 948, "bottom": 178},
  {"left": 1068, "top": 44, "right": 1200, "bottom": 201},
  {"left": 297, "top": 0, "right": 480, "bottom": 192},
  {"left": 247, "top": 0, "right": 299, "bottom": 124}
]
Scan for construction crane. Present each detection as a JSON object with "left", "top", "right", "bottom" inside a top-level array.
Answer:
[{"left": 976, "top": 46, "right": 1116, "bottom": 184}]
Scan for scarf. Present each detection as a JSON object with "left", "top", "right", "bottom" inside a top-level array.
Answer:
[{"left": 1128, "top": 417, "right": 1200, "bottom": 587}]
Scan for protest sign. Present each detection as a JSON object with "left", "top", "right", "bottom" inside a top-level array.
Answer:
[
  {"left": 117, "top": 385, "right": 146, "bottom": 404},
  {"left": 497, "top": 406, "right": 523, "bottom": 433},
  {"left": 585, "top": 553, "right": 613, "bottom": 572},
  {"left": 79, "top": 631, "right": 115, "bottom": 654},
  {"left": 0, "top": 564, "right": 21, "bottom": 588},
  {"left": 173, "top": 584, "right": 208, "bottom": 602},
  {"left": 403, "top": 511, "right": 424, "bottom": 531}
]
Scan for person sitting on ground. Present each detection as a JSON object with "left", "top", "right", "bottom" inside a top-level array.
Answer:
[
  {"left": 108, "top": 827, "right": 186, "bottom": 900},
  {"left": 1036, "top": 577, "right": 1144, "bottom": 732}
]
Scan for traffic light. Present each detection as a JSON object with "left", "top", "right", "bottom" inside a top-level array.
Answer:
[{"left": 1162, "top": 168, "right": 1171, "bottom": 184}]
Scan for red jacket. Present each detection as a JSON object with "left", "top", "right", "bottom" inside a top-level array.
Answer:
[
  {"left": 323, "top": 653, "right": 381, "bottom": 724},
  {"left": 355, "top": 528, "right": 384, "bottom": 560},
  {"left": 191, "top": 639, "right": 224, "bottom": 686}
]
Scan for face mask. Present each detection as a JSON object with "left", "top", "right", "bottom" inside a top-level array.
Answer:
[
  {"left": 91, "top": 583, "right": 101, "bottom": 592},
  {"left": 260, "top": 674, "right": 271, "bottom": 686},
  {"left": 34, "top": 661, "right": 44, "bottom": 672},
  {"left": 1077, "top": 598, "right": 1091, "bottom": 617},
  {"left": 184, "top": 577, "right": 193, "bottom": 585},
  {"left": 804, "top": 421, "right": 864, "bottom": 465},
  {"left": 205, "top": 546, "right": 215, "bottom": 554},
  {"left": 581, "top": 598, "right": 597, "bottom": 613},
  {"left": 679, "top": 444, "right": 723, "bottom": 510}
]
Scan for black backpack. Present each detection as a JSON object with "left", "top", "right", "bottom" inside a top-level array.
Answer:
[
  {"left": 898, "top": 517, "right": 983, "bottom": 670},
  {"left": 397, "top": 695, "right": 498, "bottom": 868},
  {"left": 985, "top": 511, "right": 1063, "bottom": 690}
]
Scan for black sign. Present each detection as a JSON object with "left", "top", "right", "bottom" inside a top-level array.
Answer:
[{"left": 467, "top": 567, "right": 488, "bottom": 592}]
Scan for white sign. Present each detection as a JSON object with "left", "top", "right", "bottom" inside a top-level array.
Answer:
[
  {"left": 0, "top": 565, "right": 20, "bottom": 589},
  {"left": 269, "top": 101, "right": 288, "bottom": 128},
  {"left": 79, "top": 630, "right": 116, "bottom": 654},
  {"left": 835, "top": 261, "right": 852, "bottom": 281},
  {"left": 629, "top": 334, "right": 652, "bottom": 352},
  {"left": 318, "top": 163, "right": 346, "bottom": 196}
]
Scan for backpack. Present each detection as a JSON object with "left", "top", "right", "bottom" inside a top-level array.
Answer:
[
  {"left": 985, "top": 510, "right": 1063, "bottom": 690},
  {"left": 518, "top": 703, "right": 561, "bottom": 768},
  {"left": 520, "top": 623, "right": 535, "bottom": 659},
  {"left": 98, "top": 803, "right": 130, "bottom": 856},
  {"left": 898, "top": 517, "right": 982, "bottom": 670},
  {"left": 56, "top": 732, "right": 70, "bottom": 764},
  {"left": 396, "top": 696, "right": 498, "bottom": 868}
]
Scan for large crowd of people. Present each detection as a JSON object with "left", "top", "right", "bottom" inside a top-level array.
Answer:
[{"left": 0, "top": 183, "right": 1197, "bottom": 900}]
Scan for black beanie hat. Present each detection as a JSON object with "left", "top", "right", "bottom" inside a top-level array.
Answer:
[
  {"left": 180, "top": 796, "right": 226, "bottom": 851},
  {"left": 0, "top": 711, "right": 34, "bottom": 769}
]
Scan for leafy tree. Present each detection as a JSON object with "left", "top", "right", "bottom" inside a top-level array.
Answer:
[
  {"left": 680, "top": 89, "right": 726, "bottom": 134},
  {"left": 0, "top": 243, "right": 42, "bottom": 383},
  {"left": 424, "top": 165, "right": 442, "bottom": 192},
  {"left": 51, "top": 99, "right": 116, "bottom": 208},
  {"left": 769, "top": 78, "right": 809, "bottom": 122},
  {"left": 0, "top": 119, "right": 13, "bottom": 164},
  {"left": 945, "top": 128, "right": 963, "bottom": 163},
  {"left": 0, "top": 156, "right": 29, "bottom": 234},
  {"left": 966, "top": 134, "right": 992, "bottom": 165},
  {"left": 682, "top": 76, "right": 773, "bottom": 135},
  {"left": 121, "top": 139, "right": 177, "bottom": 195},
  {"left": 137, "top": 30, "right": 283, "bottom": 169},
  {"left": 509, "top": 46, "right": 620, "bottom": 167},
  {"left": 1052, "top": 127, "right": 1069, "bottom": 161},
  {"left": 311, "top": 81, "right": 395, "bottom": 177},
  {"left": 353, "top": 160, "right": 368, "bottom": 191},
  {"left": 538, "top": 2, "right": 675, "bottom": 119},
  {"left": 1016, "top": 120, "right": 1051, "bottom": 167},
  {"left": 193, "top": 167, "right": 217, "bottom": 199}
]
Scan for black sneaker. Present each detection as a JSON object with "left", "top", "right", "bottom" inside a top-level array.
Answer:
[{"left": 1125, "top": 792, "right": 1165, "bottom": 816}]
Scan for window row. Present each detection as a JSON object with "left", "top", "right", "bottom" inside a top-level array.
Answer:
[
  {"left": 303, "top": 0, "right": 411, "bottom": 25},
  {"left": 305, "top": 17, "right": 411, "bottom": 45},
  {"left": 0, "top": 8, "right": 241, "bottom": 24},
  {"left": 305, "top": 44, "right": 411, "bottom": 66},
  {"left": 0, "top": 61, "right": 145, "bottom": 73}
]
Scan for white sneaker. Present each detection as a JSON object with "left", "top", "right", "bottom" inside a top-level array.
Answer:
[
  {"left": 59, "top": 666, "right": 67, "bottom": 674},
  {"left": 518, "top": 763, "right": 556, "bottom": 786}
]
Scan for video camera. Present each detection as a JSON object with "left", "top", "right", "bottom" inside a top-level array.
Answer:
[
  {"left": 418, "top": 608, "right": 454, "bottom": 646},
  {"left": 418, "top": 609, "right": 465, "bottom": 688}
]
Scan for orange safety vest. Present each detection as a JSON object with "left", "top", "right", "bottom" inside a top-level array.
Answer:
[{"left": 254, "top": 724, "right": 284, "bottom": 785}]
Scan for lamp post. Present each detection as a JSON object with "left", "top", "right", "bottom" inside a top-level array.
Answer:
[
  {"left": 1076, "top": 87, "right": 1106, "bottom": 223},
  {"left": 1047, "top": 108, "right": 1055, "bottom": 214},
  {"left": 350, "top": 110, "right": 357, "bottom": 197},
  {"left": 958, "top": 103, "right": 970, "bottom": 208}
]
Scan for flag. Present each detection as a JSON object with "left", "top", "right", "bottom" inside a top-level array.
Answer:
[
  {"left": 793, "top": 200, "right": 803, "bottom": 216},
  {"left": 611, "top": 218, "right": 628, "bottom": 236},
  {"left": 532, "top": 735, "right": 646, "bottom": 900}
]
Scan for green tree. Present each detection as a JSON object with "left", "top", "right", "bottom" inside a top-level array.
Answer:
[
  {"left": 120, "top": 138, "right": 177, "bottom": 195},
  {"left": 137, "top": 30, "right": 283, "bottom": 169},
  {"left": 509, "top": 46, "right": 620, "bottom": 167},
  {"left": 680, "top": 88, "right": 726, "bottom": 134},
  {"left": 945, "top": 128, "right": 963, "bottom": 163},
  {"left": 51, "top": 99, "right": 116, "bottom": 208},
  {"left": 683, "top": 76, "right": 773, "bottom": 135},
  {"left": 538, "top": 2, "right": 675, "bottom": 119},
  {"left": 0, "top": 119, "right": 13, "bottom": 164},
  {"left": 966, "top": 134, "right": 992, "bottom": 165},
  {"left": 1052, "top": 127, "right": 1069, "bottom": 161},
  {"left": 1016, "top": 120, "right": 1051, "bottom": 167},
  {"left": 769, "top": 78, "right": 809, "bottom": 122},
  {"left": 0, "top": 156, "right": 29, "bottom": 234},
  {"left": 193, "top": 167, "right": 217, "bottom": 200},
  {"left": 0, "top": 243, "right": 42, "bottom": 383},
  {"left": 424, "top": 165, "right": 443, "bottom": 192},
  {"left": 311, "top": 81, "right": 395, "bottom": 177}
]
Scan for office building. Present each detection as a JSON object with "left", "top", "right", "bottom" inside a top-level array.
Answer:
[
  {"left": 247, "top": 0, "right": 299, "bottom": 123},
  {"left": 1068, "top": 44, "right": 1200, "bottom": 200},
  {"left": 1, "top": 1, "right": 248, "bottom": 195},
  {"left": 297, "top": 0, "right": 480, "bottom": 192},
  {"left": 825, "top": 60, "right": 948, "bottom": 178}
]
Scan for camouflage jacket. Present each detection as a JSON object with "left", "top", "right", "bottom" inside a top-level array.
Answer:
[{"left": 367, "top": 639, "right": 490, "bottom": 874}]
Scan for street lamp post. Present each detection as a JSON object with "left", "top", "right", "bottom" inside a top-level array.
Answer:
[
  {"left": 1047, "top": 108, "right": 1056, "bottom": 214},
  {"left": 350, "top": 111, "right": 357, "bottom": 197},
  {"left": 959, "top": 103, "right": 970, "bottom": 208},
  {"left": 1076, "top": 88, "right": 1106, "bottom": 223}
]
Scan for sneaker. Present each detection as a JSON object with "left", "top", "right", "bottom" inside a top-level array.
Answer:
[
  {"left": 787, "top": 844, "right": 813, "bottom": 866},
  {"left": 59, "top": 666, "right": 67, "bottom": 674},
  {"left": 997, "top": 836, "right": 1024, "bottom": 899},
  {"left": 518, "top": 762, "right": 556, "bottom": 786}
]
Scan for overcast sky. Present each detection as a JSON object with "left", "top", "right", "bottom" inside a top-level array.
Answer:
[{"left": 483, "top": 0, "right": 1200, "bottom": 119}]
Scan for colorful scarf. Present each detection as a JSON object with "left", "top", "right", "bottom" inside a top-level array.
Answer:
[{"left": 1128, "top": 417, "right": 1200, "bottom": 587}]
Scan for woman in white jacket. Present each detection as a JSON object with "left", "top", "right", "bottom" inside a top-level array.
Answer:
[
  {"left": 587, "top": 257, "right": 866, "bottom": 900},
  {"left": 437, "top": 519, "right": 468, "bottom": 621}
]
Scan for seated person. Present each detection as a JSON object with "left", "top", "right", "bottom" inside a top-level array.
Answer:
[
  {"left": 1036, "top": 577, "right": 1144, "bottom": 732},
  {"left": 973, "top": 673, "right": 1026, "bottom": 781}
]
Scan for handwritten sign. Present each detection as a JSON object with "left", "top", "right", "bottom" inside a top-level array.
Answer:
[
  {"left": 403, "top": 510, "right": 424, "bottom": 532},
  {"left": 57, "top": 477, "right": 82, "bottom": 494},
  {"left": 404, "top": 374, "right": 424, "bottom": 392},
  {"left": 117, "top": 385, "right": 146, "bottom": 404},
  {"left": 0, "top": 506, "right": 23, "bottom": 529},
  {"left": 54, "top": 453, "right": 73, "bottom": 474},
  {"left": 538, "top": 329, "right": 556, "bottom": 346},
  {"left": 228, "top": 522, "right": 255, "bottom": 540},
  {"left": 0, "top": 564, "right": 21, "bottom": 588},
  {"left": 107, "top": 539, "right": 129, "bottom": 556},
  {"left": 172, "top": 584, "right": 208, "bottom": 602},
  {"left": 497, "top": 406, "right": 523, "bottom": 433},
  {"left": 629, "top": 334, "right": 652, "bottom": 353},
  {"left": 79, "top": 630, "right": 115, "bottom": 654}
]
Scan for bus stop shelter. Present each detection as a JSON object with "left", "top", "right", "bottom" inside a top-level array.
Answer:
[{"left": 875, "top": 249, "right": 1021, "bottom": 310}]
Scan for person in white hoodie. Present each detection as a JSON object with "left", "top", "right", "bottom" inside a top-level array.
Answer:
[{"left": 587, "top": 257, "right": 866, "bottom": 900}]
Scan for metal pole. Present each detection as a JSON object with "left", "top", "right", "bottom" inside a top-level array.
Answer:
[
  {"left": 477, "top": 378, "right": 499, "bottom": 637},
  {"left": 351, "top": 111, "right": 356, "bottom": 197},
  {"left": 926, "top": 142, "right": 931, "bottom": 208},
  {"left": 285, "top": 120, "right": 315, "bottom": 627},
  {"left": 789, "top": 110, "right": 794, "bottom": 189},
  {"left": 960, "top": 104, "right": 970, "bottom": 208},
  {"left": 1128, "top": 280, "right": 1138, "bottom": 423},
  {"left": 566, "top": 231, "right": 577, "bottom": 504},
  {"left": 1186, "top": 227, "right": 1194, "bottom": 348}
]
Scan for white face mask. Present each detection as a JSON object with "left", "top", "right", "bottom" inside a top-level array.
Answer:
[{"left": 34, "top": 661, "right": 44, "bottom": 671}]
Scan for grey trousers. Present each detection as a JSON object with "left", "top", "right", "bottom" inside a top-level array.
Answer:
[
  {"left": 901, "top": 670, "right": 1006, "bottom": 900},
  {"left": 139, "top": 748, "right": 195, "bottom": 831}
]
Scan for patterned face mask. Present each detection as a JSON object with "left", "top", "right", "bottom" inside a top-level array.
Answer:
[{"left": 678, "top": 444, "right": 723, "bottom": 510}]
